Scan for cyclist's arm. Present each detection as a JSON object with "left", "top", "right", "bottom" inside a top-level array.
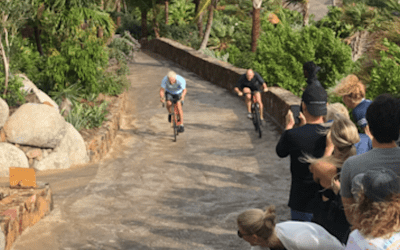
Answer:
[
  {"left": 181, "top": 88, "right": 187, "bottom": 100},
  {"left": 160, "top": 87, "right": 166, "bottom": 102}
]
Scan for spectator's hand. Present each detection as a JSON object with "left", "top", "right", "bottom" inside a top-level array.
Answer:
[
  {"left": 332, "top": 178, "right": 341, "bottom": 195},
  {"left": 298, "top": 112, "right": 307, "bottom": 126},
  {"left": 324, "top": 133, "right": 334, "bottom": 157},
  {"left": 285, "top": 110, "right": 295, "bottom": 130},
  {"left": 238, "top": 91, "right": 243, "bottom": 97}
]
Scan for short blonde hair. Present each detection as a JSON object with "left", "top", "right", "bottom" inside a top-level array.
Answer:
[
  {"left": 167, "top": 71, "right": 177, "bottom": 79},
  {"left": 332, "top": 74, "right": 366, "bottom": 103},
  {"left": 325, "top": 102, "right": 350, "bottom": 122}
]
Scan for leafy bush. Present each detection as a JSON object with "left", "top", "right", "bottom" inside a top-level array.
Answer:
[
  {"left": 168, "top": 0, "right": 195, "bottom": 25},
  {"left": 317, "top": 6, "right": 354, "bottom": 38},
  {"left": 42, "top": 27, "right": 109, "bottom": 95},
  {"left": 159, "top": 23, "right": 201, "bottom": 48},
  {"left": 65, "top": 101, "right": 109, "bottom": 131},
  {"left": 252, "top": 21, "right": 354, "bottom": 96},
  {"left": 366, "top": 39, "right": 400, "bottom": 99},
  {"left": 97, "top": 72, "right": 129, "bottom": 96},
  {"left": 0, "top": 75, "right": 26, "bottom": 107},
  {"left": 201, "top": 48, "right": 229, "bottom": 62},
  {"left": 224, "top": 45, "right": 256, "bottom": 69},
  {"left": 49, "top": 82, "right": 83, "bottom": 106}
]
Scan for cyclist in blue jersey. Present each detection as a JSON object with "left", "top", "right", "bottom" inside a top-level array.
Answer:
[{"left": 160, "top": 71, "right": 187, "bottom": 133}]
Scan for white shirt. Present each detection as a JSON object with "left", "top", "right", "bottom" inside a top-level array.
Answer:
[{"left": 345, "top": 230, "right": 400, "bottom": 250}]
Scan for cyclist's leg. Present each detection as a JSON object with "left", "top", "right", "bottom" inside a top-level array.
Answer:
[
  {"left": 165, "top": 92, "right": 173, "bottom": 113},
  {"left": 254, "top": 91, "right": 264, "bottom": 120},
  {"left": 175, "top": 94, "right": 183, "bottom": 126},
  {"left": 242, "top": 87, "right": 252, "bottom": 113}
]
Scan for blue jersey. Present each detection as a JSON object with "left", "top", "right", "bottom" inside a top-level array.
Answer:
[
  {"left": 352, "top": 99, "right": 371, "bottom": 128},
  {"left": 161, "top": 75, "right": 186, "bottom": 95}
]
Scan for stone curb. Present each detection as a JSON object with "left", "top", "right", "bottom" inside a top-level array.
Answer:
[
  {"left": 80, "top": 92, "right": 127, "bottom": 163},
  {"left": 141, "top": 38, "right": 301, "bottom": 132},
  {"left": 0, "top": 184, "right": 53, "bottom": 250}
]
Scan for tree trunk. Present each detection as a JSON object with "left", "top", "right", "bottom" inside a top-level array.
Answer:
[
  {"left": 153, "top": 5, "right": 160, "bottom": 38},
  {"left": 141, "top": 9, "right": 148, "bottom": 39},
  {"left": 33, "top": 26, "right": 44, "bottom": 56},
  {"left": 165, "top": 0, "right": 169, "bottom": 24},
  {"left": 116, "top": 0, "right": 121, "bottom": 27},
  {"left": 197, "top": 12, "right": 204, "bottom": 38},
  {"left": 123, "top": 0, "right": 128, "bottom": 13},
  {"left": 199, "top": 4, "right": 214, "bottom": 50},
  {"left": 0, "top": 35, "right": 9, "bottom": 96},
  {"left": 251, "top": 7, "right": 260, "bottom": 52},
  {"left": 302, "top": 0, "right": 310, "bottom": 26}
]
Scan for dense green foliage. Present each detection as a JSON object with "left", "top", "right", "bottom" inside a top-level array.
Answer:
[
  {"left": 367, "top": 39, "right": 400, "bottom": 99},
  {"left": 252, "top": 21, "right": 354, "bottom": 96}
]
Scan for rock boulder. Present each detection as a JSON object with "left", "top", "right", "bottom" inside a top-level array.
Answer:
[
  {"left": 55, "top": 122, "right": 89, "bottom": 166},
  {"left": 0, "top": 97, "right": 9, "bottom": 129},
  {"left": 4, "top": 103, "right": 67, "bottom": 148},
  {"left": 0, "top": 143, "right": 29, "bottom": 177},
  {"left": 33, "top": 151, "right": 70, "bottom": 171}
]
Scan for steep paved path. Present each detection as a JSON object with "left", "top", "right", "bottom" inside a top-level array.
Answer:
[{"left": 11, "top": 51, "right": 290, "bottom": 250}]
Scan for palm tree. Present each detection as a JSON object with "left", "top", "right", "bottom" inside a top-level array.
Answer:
[
  {"left": 251, "top": 0, "right": 263, "bottom": 52},
  {"left": 196, "top": 0, "right": 219, "bottom": 50}
]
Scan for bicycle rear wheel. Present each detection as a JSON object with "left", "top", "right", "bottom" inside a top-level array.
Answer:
[{"left": 254, "top": 106, "right": 262, "bottom": 138}]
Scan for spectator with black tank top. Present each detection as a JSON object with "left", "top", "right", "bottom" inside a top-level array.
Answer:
[
  {"left": 303, "top": 114, "right": 360, "bottom": 244},
  {"left": 276, "top": 84, "right": 328, "bottom": 222}
]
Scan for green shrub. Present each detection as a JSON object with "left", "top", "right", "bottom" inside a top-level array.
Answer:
[
  {"left": 0, "top": 75, "right": 26, "bottom": 107},
  {"left": 159, "top": 23, "right": 201, "bottom": 48},
  {"left": 253, "top": 21, "right": 354, "bottom": 96},
  {"left": 65, "top": 101, "right": 109, "bottom": 131},
  {"left": 366, "top": 39, "right": 400, "bottom": 99},
  {"left": 168, "top": 0, "right": 195, "bottom": 25},
  {"left": 97, "top": 72, "right": 129, "bottom": 96},
  {"left": 317, "top": 6, "right": 354, "bottom": 38},
  {"left": 49, "top": 82, "right": 83, "bottom": 106}
]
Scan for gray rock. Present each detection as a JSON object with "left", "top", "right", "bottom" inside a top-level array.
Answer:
[
  {"left": 17, "top": 73, "right": 39, "bottom": 94},
  {"left": 0, "top": 97, "right": 9, "bottom": 129},
  {"left": 55, "top": 122, "right": 89, "bottom": 166},
  {"left": 43, "top": 150, "right": 49, "bottom": 158},
  {"left": 0, "top": 143, "right": 29, "bottom": 177},
  {"left": 16, "top": 73, "right": 59, "bottom": 111},
  {"left": 4, "top": 103, "right": 67, "bottom": 148},
  {"left": 33, "top": 151, "right": 70, "bottom": 171}
]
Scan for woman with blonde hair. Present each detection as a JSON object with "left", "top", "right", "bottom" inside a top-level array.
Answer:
[
  {"left": 324, "top": 103, "right": 372, "bottom": 156},
  {"left": 236, "top": 205, "right": 344, "bottom": 250},
  {"left": 331, "top": 74, "right": 372, "bottom": 139},
  {"left": 345, "top": 167, "right": 400, "bottom": 249},
  {"left": 303, "top": 114, "right": 360, "bottom": 244}
]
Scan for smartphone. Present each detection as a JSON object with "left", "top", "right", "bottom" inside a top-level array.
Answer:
[{"left": 290, "top": 105, "right": 301, "bottom": 125}]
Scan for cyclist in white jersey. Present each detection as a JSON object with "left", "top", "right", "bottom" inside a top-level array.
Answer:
[{"left": 160, "top": 71, "right": 187, "bottom": 132}]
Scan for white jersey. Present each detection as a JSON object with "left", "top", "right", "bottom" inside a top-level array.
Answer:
[{"left": 345, "top": 230, "right": 400, "bottom": 250}]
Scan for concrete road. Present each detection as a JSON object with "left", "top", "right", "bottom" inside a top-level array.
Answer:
[{"left": 11, "top": 51, "right": 291, "bottom": 250}]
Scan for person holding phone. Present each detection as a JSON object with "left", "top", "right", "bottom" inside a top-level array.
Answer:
[{"left": 276, "top": 84, "right": 329, "bottom": 222}]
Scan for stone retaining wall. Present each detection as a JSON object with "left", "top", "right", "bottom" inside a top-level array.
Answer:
[
  {"left": 0, "top": 184, "right": 53, "bottom": 250},
  {"left": 80, "top": 92, "right": 127, "bottom": 163},
  {"left": 141, "top": 38, "right": 301, "bottom": 131}
]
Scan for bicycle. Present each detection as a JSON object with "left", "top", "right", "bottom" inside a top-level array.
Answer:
[
  {"left": 239, "top": 90, "right": 264, "bottom": 138},
  {"left": 162, "top": 97, "right": 183, "bottom": 142}
]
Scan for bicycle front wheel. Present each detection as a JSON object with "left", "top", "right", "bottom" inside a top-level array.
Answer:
[
  {"left": 171, "top": 105, "right": 177, "bottom": 142},
  {"left": 254, "top": 106, "right": 262, "bottom": 138}
]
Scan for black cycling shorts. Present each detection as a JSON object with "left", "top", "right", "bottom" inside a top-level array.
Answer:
[{"left": 165, "top": 91, "right": 182, "bottom": 102}]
